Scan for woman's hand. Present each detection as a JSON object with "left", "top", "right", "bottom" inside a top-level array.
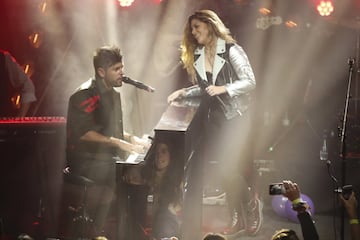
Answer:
[
  {"left": 205, "top": 85, "right": 226, "bottom": 96},
  {"left": 167, "top": 89, "right": 186, "bottom": 103}
]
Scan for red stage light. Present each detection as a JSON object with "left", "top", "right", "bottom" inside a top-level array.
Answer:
[
  {"left": 22, "top": 62, "right": 34, "bottom": 78},
  {"left": 316, "top": 1, "right": 334, "bottom": 16},
  {"left": 39, "top": 1, "right": 48, "bottom": 14},
  {"left": 258, "top": 7, "right": 271, "bottom": 16},
  {"left": 28, "top": 32, "right": 43, "bottom": 48}
]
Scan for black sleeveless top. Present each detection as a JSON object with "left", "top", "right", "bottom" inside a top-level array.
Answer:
[{"left": 205, "top": 71, "right": 226, "bottom": 123}]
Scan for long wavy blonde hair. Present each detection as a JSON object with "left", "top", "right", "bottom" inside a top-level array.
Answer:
[{"left": 181, "top": 10, "right": 236, "bottom": 84}]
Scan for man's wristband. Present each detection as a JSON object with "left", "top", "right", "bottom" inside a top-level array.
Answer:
[{"left": 350, "top": 219, "right": 359, "bottom": 225}]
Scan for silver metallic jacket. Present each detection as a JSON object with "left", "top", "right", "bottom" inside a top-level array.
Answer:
[{"left": 183, "top": 38, "right": 256, "bottom": 120}]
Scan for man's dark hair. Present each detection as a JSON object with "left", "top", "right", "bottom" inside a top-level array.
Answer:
[{"left": 93, "top": 46, "right": 122, "bottom": 78}]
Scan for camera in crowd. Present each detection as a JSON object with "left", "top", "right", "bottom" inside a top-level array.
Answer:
[
  {"left": 269, "top": 183, "right": 285, "bottom": 195},
  {"left": 334, "top": 184, "right": 353, "bottom": 200}
]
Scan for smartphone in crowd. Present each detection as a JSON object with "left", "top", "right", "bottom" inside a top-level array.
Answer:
[{"left": 269, "top": 183, "right": 285, "bottom": 195}]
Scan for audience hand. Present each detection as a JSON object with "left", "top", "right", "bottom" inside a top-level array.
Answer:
[
  {"left": 340, "top": 191, "right": 358, "bottom": 219},
  {"left": 282, "top": 180, "right": 301, "bottom": 202}
]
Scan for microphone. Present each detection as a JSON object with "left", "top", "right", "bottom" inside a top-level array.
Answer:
[{"left": 122, "top": 76, "right": 155, "bottom": 92}]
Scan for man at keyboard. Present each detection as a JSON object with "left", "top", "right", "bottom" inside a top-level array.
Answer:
[{"left": 66, "top": 45, "right": 149, "bottom": 234}]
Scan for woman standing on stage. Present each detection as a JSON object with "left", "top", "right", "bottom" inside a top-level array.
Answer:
[{"left": 168, "top": 9, "right": 260, "bottom": 237}]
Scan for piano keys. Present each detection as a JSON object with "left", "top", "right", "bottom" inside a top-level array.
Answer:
[{"left": 114, "top": 152, "right": 147, "bottom": 165}]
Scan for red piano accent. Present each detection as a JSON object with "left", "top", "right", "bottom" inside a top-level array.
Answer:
[
  {"left": 0, "top": 116, "right": 66, "bottom": 141},
  {"left": 0, "top": 116, "right": 66, "bottom": 125}
]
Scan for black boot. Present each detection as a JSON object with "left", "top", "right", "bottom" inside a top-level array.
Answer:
[
  {"left": 246, "top": 195, "right": 263, "bottom": 236},
  {"left": 221, "top": 207, "right": 246, "bottom": 237}
]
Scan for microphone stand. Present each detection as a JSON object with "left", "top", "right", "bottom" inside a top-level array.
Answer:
[{"left": 338, "top": 58, "right": 355, "bottom": 240}]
